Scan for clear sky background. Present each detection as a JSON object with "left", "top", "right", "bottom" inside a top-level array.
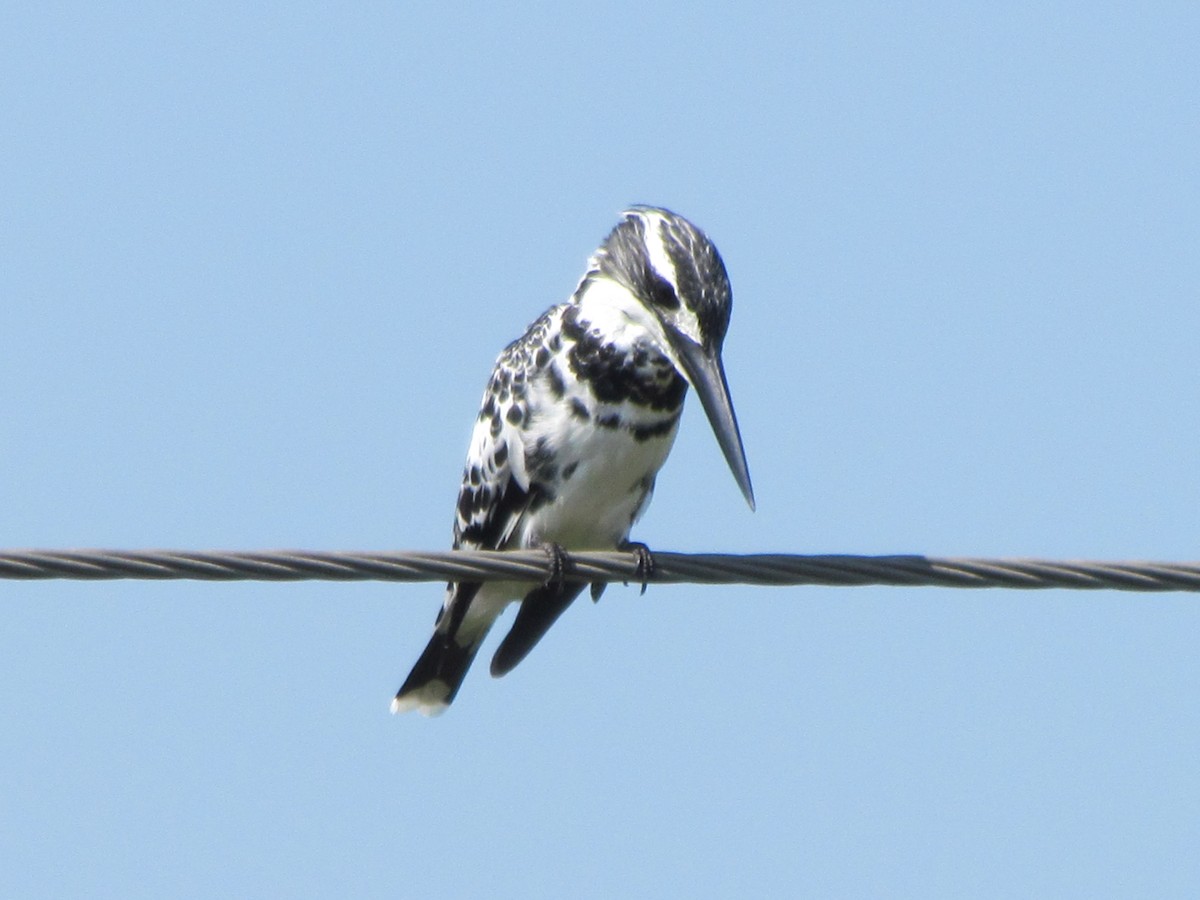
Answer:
[{"left": 3, "top": 3, "right": 1198, "bottom": 897}]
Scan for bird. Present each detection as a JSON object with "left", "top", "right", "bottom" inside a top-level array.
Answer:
[{"left": 391, "top": 205, "right": 755, "bottom": 715}]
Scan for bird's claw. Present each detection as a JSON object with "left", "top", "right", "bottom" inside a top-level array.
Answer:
[
  {"left": 619, "top": 540, "right": 656, "bottom": 596},
  {"left": 542, "top": 542, "right": 569, "bottom": 588}
]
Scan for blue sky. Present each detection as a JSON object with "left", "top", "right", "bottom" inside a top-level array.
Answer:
[{"left": 3, "top": 3, "right": 1198, "bottom": 897}]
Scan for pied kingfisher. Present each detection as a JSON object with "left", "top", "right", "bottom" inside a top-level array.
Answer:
[{"left": 392, "top": 206, "right": 754, "bottom": 715}]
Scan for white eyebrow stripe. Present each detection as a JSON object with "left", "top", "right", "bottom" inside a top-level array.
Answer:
[{"left": 638, "top": 211, "right": 678, "bottom": 289}]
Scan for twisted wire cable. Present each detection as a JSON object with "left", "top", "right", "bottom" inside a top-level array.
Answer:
[{"left": 1, "top": 549, "right": 1199, "bottom": 592}]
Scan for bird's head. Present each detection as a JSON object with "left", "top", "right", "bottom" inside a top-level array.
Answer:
[{"left": 580, "top": 206, "right": 755, "bottom": 510}]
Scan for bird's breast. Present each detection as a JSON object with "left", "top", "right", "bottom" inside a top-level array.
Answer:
[{"left": 516, "top": 394, "right": 681, "bottom": 550}]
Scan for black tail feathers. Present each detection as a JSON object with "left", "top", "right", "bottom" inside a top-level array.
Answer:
[{"left": 391, "top": 632, "right": 482, "bottom": 715}]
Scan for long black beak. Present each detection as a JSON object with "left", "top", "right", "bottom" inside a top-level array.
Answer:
[{"left": 670, "top": 335, "right": 756, "bottom": 510}]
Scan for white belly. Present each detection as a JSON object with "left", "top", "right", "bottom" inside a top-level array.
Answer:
[{"left": 516, "top": 406, "right": 680, "bottom": 550}]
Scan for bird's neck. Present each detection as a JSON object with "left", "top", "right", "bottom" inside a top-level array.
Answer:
[{"left": 571, "top": 275, "right": 666, "bottom": 354}]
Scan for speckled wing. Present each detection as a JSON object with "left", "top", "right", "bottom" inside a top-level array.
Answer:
[
  {"left": 394, "top": 305, "right": 573, "bottom": 712},
  {"left": 450, "top": 306, "right": 561, "bottom": 554}
]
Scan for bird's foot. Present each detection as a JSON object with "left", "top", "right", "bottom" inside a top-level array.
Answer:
[
  {"left": 541, "top": 542, "right": 570, "bottom": 588},
  {"left": 619, "top": 540, "right": 656, "bottom": 596}
]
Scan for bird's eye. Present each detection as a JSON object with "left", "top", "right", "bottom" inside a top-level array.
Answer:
[{"left": 650, "top": 273, "right": 679, "bottom": 309}]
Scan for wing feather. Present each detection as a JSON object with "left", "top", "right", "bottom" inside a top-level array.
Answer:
[
  {"left": 435, "top": 306, "right": 568, "bottom": 640},
  {"left": 452, "top": 309, "right": 560, "bottom": 553}
]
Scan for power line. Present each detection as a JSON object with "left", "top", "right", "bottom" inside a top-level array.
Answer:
[{"left": 1, "top": 549, "right": 1198, "bottom": 592}]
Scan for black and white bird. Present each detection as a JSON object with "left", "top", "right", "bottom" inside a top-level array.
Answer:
[{"left": 392, "top": 206, "right": 754, "bottom": 715}]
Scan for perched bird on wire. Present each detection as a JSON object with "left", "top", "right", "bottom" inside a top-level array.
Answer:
[{"left": 392, "top": 206, "right": 755, "bottom": 715}]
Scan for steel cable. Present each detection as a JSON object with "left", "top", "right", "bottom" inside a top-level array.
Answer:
[{"left": 1, "top": 549, "right": 1199, "bottom": 592}]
